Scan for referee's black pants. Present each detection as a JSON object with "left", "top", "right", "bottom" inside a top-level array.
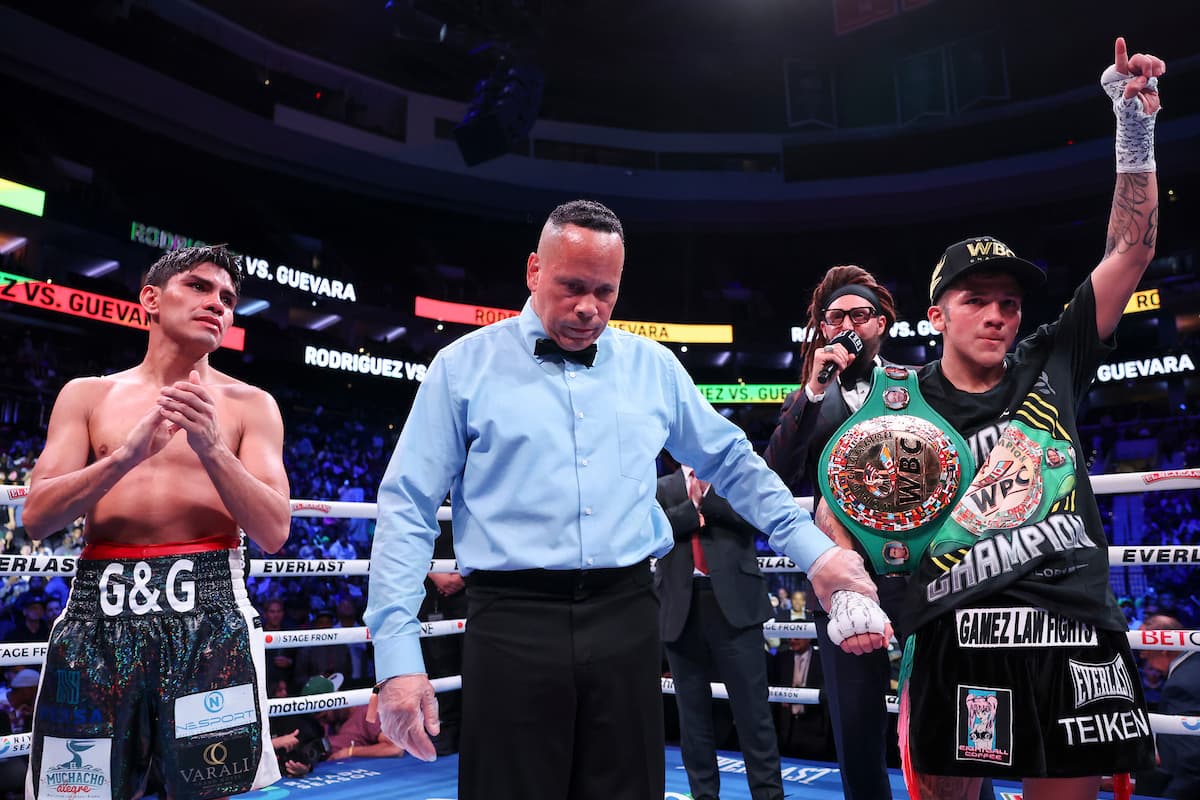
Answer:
[{"left": 458, "top": 561, "right": 664, "bottom": 800}]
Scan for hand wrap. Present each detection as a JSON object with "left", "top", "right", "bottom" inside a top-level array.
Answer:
[
  {"left": 825, "top": 589, "right": 891, "bottom": 646},
  {"left": 1101, "top": 64, "right": 1159, "bottom": 173}
]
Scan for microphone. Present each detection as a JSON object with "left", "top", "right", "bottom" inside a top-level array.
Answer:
[{"left": 817, "top": 330, "right": 864, "bottom": 385}]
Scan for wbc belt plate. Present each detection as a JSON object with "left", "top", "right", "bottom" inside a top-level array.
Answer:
[{"left": 826, "top": 414, "right": 962, "bottom": 533}]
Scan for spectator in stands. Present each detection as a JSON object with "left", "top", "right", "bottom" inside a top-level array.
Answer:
[
  {"left": 1, "top": 593, "right": 49, "bottom": 643},
  {"left": 291, "top": 601, "right": 353, "bottom": 694},
  {"left": 262, "top": 597, "right": 296, "bottom": 689},
  {"left": 328, "top": 704, "right": 405, "bottom": 761},
  {"left": 771, "top": 636, "right": 834, "bottom": 762},
  {"left": 0, "top": 669, "right": 39, "bottom": 798},
  {"left": 333, "top": 594, "right": 372, "bottom": 689}
]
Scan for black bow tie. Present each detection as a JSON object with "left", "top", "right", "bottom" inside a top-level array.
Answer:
[{"left": 534, "top": 338, "right": 597, "bottom": 367}]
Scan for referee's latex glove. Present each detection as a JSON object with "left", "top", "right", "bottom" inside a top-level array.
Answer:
[
  {"left": 377, "top": 674, "right": 440, "bottom": 762},
  {"left": 807, "top": 546, "right": 892, "bottom": 654}
]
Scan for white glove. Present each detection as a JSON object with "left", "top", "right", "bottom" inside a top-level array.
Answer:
[{"left": 825, "top": 590, "right": 891, "bottom": 647}]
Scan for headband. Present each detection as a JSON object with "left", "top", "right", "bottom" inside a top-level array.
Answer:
[{"left": 823, "top": 284, "right": 881, "bottom": 312}]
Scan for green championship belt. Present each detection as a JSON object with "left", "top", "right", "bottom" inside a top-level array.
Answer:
[
  {"left": 925, "top": 398, "right": 1077, "bottom": 560},
  {"left": 818, "top": 366, "right": 975, "bottom": 574}
]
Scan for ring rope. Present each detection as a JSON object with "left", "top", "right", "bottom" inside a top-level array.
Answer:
[
  {"left": 0, "top": 673, "right": 1190, "bottom": 762},
  {"left": 1, "top": 467, "right": 1197, "bottom": 520},
  {"left": 2, "top": 622, "right": 1197, "bottom": 673},
  {"left": 0, "top": 544, "right": 1197, "bottom": 581}
]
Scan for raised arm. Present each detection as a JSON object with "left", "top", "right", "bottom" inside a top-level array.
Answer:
[
  {"left": 1091, "top": 37, "right": 1165, "bottom": 340},
  {"left": 24, "top": 378, "right": 174, "bottom": 539}
]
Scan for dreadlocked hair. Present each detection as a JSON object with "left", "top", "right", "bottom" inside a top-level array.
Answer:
[{"left": 799, "top": 265, "right": 897, "bottom": 384}]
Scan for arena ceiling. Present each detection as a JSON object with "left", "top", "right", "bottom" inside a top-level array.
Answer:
[{"left": 184, "top": 0, "right": 1198, "bottom": 133}]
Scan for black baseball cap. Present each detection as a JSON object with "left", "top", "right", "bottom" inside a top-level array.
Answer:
[{"left": 929, "top": 236, "right": 1046, "bottom": 303}]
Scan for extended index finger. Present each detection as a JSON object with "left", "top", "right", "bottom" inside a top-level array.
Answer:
[{"left": 1114, "top": 36, "right": 1128, "bottom": 74}]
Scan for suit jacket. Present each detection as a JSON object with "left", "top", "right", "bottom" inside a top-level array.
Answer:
[
  {"left": 654, "top": 470, "right": 774, "bottom": 642},
  {"left": 769, "top": 643, "right": 834, "bottom": 760},
  {"left": 1159, "top": 652, "right": 1200, "bottom": 799},
  {"left": 764, "top": 358, "right": 893, "bottom": 497}
]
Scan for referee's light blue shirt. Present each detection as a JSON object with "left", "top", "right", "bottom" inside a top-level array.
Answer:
[{"left": 366, "top": 300, "right": 835, "bottom": 679}]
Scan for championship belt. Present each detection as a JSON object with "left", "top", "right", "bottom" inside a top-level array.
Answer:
[
  {"left": 924, "top": 395, "right": 1078, "bottom": 560},
  {"left": 818, "top": 366, "right": 974, "bottom": 574}
]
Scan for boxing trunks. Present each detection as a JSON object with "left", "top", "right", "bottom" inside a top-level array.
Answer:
[
  {"left": 28, "top": 536, "right": 280, "bottom": 800},
  {"left": 903, "top": 606, "right": 1153, "bottom": 777}
]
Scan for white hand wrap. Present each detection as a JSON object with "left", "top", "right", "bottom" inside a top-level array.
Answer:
[
  {"left": 824, "top": 589, "right": 890, "bottom": 646},
  {"left": 1100, "top": 64, "right": 1159, "bottom": 173}
]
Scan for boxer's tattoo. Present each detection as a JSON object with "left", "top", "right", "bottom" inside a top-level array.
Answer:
[
  {"left": 813, "top": 499, "right": 855, "bottom": 548},
  {"left": 1105, "top": 172, "right": 1156, "bottom": 256}
]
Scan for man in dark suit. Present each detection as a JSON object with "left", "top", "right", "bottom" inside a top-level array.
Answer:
[
  {"left": 764, "top": 266, "right": 905, "bottom": 800},
  {"left": 656, "top": 462, "right": 782, "bottom": 800},
  {"left": 771, "top": 636, "right": 834, "bottom": 762},
  {"left": 1138, "top": 613, "right": 1200, "bottom": 799}
]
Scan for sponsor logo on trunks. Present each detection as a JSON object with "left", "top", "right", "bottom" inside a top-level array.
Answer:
[
  {"left": 39, "top": 737, "right": 112, "bottom": 800},
  {"left": 177, "top": 735, "right": 255, "bottom": 791},
  {"left": 1069, "top": 656, "right": 1135, "bottom": 708},
  {"left": 927, "top": 514, "right": 1097, "bottom": 602},
  {"left": 175, "top": 684, "right": 256, "bottom": 738},
  {"left": 38, "top": 704, "right": 104, "bottom": 727},
  {"left": 56, "top": 670, "right": 80, "bottom": 705},
  {"left": 1057, "top": 709, "right": 1151, "bottom": 745},
  {"left": 99, "top": 559, "right": 196, "bottom": 616},
  {"left": 955, "top": 685, "right": 1012, "bottom": 766},
  {"left": 955, "top": 607, "right": 1098, "bottom": 648}
]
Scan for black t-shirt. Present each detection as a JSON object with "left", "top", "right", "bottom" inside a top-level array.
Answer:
[{"left": 903, "top": 278, "right": 1128, "bottom": 633}]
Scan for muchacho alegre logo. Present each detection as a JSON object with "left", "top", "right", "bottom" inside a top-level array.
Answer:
[{"left": 42, "top": 737, "right": 111, "bottom": 798}]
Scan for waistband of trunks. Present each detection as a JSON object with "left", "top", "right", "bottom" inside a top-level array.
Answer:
[
  {"left": 81, "top": 533, "right": 240, "bottom": 560},
  {"left": 67, "top": 547, "right": 246, "bottom": 618}
]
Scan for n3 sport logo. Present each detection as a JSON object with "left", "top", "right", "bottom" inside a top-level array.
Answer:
[{"left": 175, "top": 685, "right": 256, "bottom": 738}]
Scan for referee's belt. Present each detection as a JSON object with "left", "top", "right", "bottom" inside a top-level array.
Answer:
[{"left": 818, "top": 366, "right": 974, "bottom": 575}]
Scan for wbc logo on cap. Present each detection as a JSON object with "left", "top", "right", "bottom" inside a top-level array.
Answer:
[{"left": 964, "top": 238, "right": 1016, "bottom": 260}]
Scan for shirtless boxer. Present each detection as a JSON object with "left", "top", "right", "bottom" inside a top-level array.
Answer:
[{"left": 22, "top": 244, "right": 290, "bottom": 800}]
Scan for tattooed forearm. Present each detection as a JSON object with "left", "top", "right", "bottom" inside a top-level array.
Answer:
[
  {"left": 813, "top": 499, "right": 855, "bottom": 548},
  {"left": 1144, "top": 204, "right": 1159, "bottom": 248},
  {"left": 1104, "top": 172, "right": 1156, "bottom": 257}
]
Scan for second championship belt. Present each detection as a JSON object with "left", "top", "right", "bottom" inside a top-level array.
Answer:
[{"left": 818, "top": 366, "right": 974, "bottom": 574}]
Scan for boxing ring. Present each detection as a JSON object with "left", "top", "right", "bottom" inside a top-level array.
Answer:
[{"left": 0, "top": 467, "right": 1198, "bottom": 799}]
